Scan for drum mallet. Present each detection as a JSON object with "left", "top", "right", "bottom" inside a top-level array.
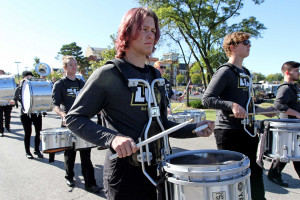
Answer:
[{"left": 109, "top": 119, "right": 200, "bottom": 160}]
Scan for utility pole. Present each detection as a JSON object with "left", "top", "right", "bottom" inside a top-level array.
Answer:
[{"left": 15, "top": 61, "right": 21, "bottom": 81}]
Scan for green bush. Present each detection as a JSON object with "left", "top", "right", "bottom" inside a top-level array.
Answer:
[{"left": 189, "top": 100, "right": 205, "bottom": 109}]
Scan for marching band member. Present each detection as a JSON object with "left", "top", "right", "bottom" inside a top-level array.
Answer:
[
  {"left": 66, "top": 7, "right": 214, "bottom": 200},
  {"left": 0, "top": 69, "right": 13, "bottom": 137},
  {"left": 202, "top": 32, "right": 276, "bottom": 200},
  {"left": 52, "top": 56, "right": 101, "bottom": 193},
  {"left": 10, "top": 71, "right": 43, "bottom": 159},
  {"left": 267, "top": 61, "right": 300, "bottom": 186}
]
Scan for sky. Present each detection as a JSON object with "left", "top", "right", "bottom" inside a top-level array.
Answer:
[{"left": 0, "top": 0, "right": 299, "bottom": 76}]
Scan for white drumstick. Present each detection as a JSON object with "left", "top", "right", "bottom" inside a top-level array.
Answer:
[
  {"left": 192, "top": 124, "right": 208, "bottom": 133},
  {"left": 109, "top": 119, "right": 193, "bottom": 160},
  {"left": 172, "top": 103, "right": 184, "bottom": 111}
]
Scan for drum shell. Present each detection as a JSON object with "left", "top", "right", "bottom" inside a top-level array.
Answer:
[
  {"left": 22, "top": 79, "right": 53, "bottom": 113},
  {"left": 162, "top": 150, "right": 251, "bottom": 200},
  {"left": 168, "top": 110, "right": 206, "bottom": 123},
  {"left": 0, "top": 75, "right": 16, "bottom": 106},
  {"left": 265, "top": 119, "right": 300, "bottom": 162},
  {"left": 41, "top": 128, "right": 72, "bottom": 153},
  {"left": 73, "top": 134, "right": 96, "bottom": 150}
]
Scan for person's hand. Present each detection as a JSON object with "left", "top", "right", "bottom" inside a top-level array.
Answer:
[
  {"left": 111, "top": 134, "right": 139, "bottom": 158},
  {"left": 177, "top": 95, "right": 184, "bottom": 101},
  {"left": 9, "top": 100, "right": 15, "bottom": 105},
  {"left": 194, "top": 120, "right": 214, "bottom": 137},
  {"left": 232, "top": 103, "right": 247, "bottom": 118},
  {"left": 167, "top": 107, "right": 172, "bottom": 115},
  {"left": 257, "top": 106, "right": 278, "bottom": 118}
]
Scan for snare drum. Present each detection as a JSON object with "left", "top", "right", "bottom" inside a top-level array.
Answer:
[
  {"left": 0, "top": 75, "right": 16, "bottom": 106},
  {"left": 41, "top": 128, "right": 73, "bottom": 153},
  {"left": 184, "top": 109, "right": 206, "bottom": 123},
  {"left": 168, "top": 112, "right": 191, "bottom": 123},
  {"left": 264, "top": 119, "right": 300, "bottom": 162},
  {"left": 72, "top": 134, "right": 96, "bottom": 150},
  {"left": 22, "top": 79, "right": 53, "bottom": 113},
  {"left": 162, "top": 149, "right": 251, "bottom": 200}
]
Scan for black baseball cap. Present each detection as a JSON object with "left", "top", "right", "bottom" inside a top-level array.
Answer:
[{"left": 22, "top": 71, "right": 33, "bottom": 77}]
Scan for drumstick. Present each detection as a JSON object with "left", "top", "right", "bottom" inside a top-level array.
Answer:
[
  {"left": 172, "top": 103, "right": 184, "bottom": 111},
  {"left": 109, "top": 119, "right": 194, "bottom": 160},
  {"left": 229, "top": 111, "right": 283, "bottom": 117},
  {"left": 192, "top": 124, "right": 209, "bottom": 133}
]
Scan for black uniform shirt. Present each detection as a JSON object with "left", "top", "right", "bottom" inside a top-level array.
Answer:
[{"left": 274, "top": 81, "right": 300, "bottom": 119}]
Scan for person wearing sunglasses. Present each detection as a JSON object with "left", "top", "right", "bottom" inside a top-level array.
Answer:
[
  {"left": 154, "top": 61, "right": 185, "bottom": 113},
  {"left": 203, "top": 31, "right": 276, "bottom": 200}
]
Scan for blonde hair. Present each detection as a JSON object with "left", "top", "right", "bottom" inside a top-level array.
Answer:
[
  {"left": 153, "top": 61, "right": 163, "bottom": 69},
  {"left": 223, "top": 32, "right": 251, "bottom": 57},
  {"left": 62, "top": 56, "right": 77, "bottom": 69}
]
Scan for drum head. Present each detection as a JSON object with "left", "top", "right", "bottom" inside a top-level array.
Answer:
[
  {"left": 22, "top": 80, "right": 31, "bottom": 113},
  {"left": 167, "top": 150, "right": 244, "bottom": 167},
  {"left": 41, "top": 127, "right": 71, "bottom": 134}
]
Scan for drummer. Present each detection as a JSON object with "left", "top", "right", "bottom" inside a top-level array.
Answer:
[
  {"left": 52, "top": 56, "right": 101, "bottom": 193},
  {"left": 65, "top": 7, "right": 214, "bottom": 200},
  {"left": 0, "top": 69, "right": 14, "bottom": 137},
  {"left": 202, "top": 31, "right": 276, "bottom": 200},
  {"left": 267, "top": 61, "right": 300, "bottom": 186},
  {"left": 10, "top": 71, "right": 43, "bottom": 159},
  {"left": 153, "top": 61, "right": 185, "bottom": 113}
]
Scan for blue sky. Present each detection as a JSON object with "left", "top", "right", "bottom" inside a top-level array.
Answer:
[{"left": 0, "top": 0, "right": 299, "bottom": 76}]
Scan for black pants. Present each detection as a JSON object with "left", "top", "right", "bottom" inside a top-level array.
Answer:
[
  {"left": 103, "top": 150, "right": 157, "bottom": 200},
  {"left": 214, "top": 128, "right": 266, "bottom": 200},
  {"left": 0, "top": 105, "right": 12, "bottom": 133},
  {"left": 269, "top": 160, "right": 300, "bottom": 179},
  {"left": 20, "top": 114, "right": 42, "bottom": 153},
  {"left": 64, "top": 148, "right": 97, "bottom": 187}
]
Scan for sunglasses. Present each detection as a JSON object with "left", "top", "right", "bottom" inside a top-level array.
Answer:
[
  {"left": 160, "top": 66, "right": 166, "bottom": 69},
  {"left": 240, "top": 40, "right": 251, "bottom": 46}
]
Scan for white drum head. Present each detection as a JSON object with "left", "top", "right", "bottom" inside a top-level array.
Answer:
[{"left": 22, "top": 80, "right": 31, "bottom": 113}]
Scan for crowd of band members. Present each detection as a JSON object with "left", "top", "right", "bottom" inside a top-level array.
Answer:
[{"left": 1, "top": 6, "right": 300, "bottom": 200}]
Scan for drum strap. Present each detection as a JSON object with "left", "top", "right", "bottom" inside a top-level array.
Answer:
[{"left": 256, "top": 121, "right": 271, "bottom": 169}]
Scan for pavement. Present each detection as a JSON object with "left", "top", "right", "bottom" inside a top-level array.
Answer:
[{"left": 0, "top": 108, "right": 299, "bottom": 200}]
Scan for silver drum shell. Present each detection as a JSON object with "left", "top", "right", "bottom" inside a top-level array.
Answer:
[
  {"left": 0, "top": 75, "right": 16, "bottom": 106},
  {"left": 41, "top": 128, "right": 73, "bottom": 153},
  {"left": 162, "top": 149, "right": 251, "bottom": 200},
  {"left": 73, "top": 134, "right": 96, "bottom": 150},
  {"left": 265, "top": 119, "right": 300, "bottom": 162}
]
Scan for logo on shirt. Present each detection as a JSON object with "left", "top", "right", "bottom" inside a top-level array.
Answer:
[
  {"left": 238, "top": 73, "right": 250, "bottom": 90},
  {"left": 131, "top": 83, "right": 161, "bottom": 109},
  {"left": 67, "top": 87, "right": 81, "bottom": 97}
]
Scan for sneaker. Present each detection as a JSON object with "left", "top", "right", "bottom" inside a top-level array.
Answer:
[
  {"left": 66, "top": 179, "right": 75, "bottom": 187},
  {"left": 26, "top": 152, "right": 34, "bottom": 159},
  {"left": 85, "top": 185, "right": 102, "bottom": 193},
  {"left": 0, "top": 133, "right": 4, "bottom": 137},
  {"left": 34, "top": 151, "right": 44, "bottom": 158}
]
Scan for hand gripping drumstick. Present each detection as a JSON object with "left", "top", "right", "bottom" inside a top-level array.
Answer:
[
  {"left": 192, "top": 124, "right": 209, "bottom": 133},
  {"left": 229, "top": 111, "right": 283, "bottom": 117},
  {"left": 109, "top": 119, "right": 194, "bottom": 160}
]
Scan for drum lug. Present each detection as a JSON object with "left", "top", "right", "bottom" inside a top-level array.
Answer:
[
  {"left": 280, "top": 145, "right": 290, "bottom": 162},
  {"left": 137, "top": 152, "right": 153, "bottom": 163}
]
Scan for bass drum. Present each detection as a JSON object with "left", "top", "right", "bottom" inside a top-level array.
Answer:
[
  {"left": 162, "top": 149, "right": 251, "bottom": 200},
  {"left": 0, "top": 75, "right": 16, "bottom": 106},
  {"left": 22, "top": 79, "right": 53, "bottom": 113}
]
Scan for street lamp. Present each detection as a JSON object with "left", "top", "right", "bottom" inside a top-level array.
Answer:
[{"left": 15, "top": 61, "right": 21, "bottom": 80}]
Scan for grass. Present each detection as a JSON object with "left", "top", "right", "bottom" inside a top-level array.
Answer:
[{"left": 171, "top": 99, "right": 277, "bottom": 121}]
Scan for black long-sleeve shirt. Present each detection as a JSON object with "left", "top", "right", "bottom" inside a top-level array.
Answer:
[{"left": 66, "top": 59, "right": 197, "bottom": 148}]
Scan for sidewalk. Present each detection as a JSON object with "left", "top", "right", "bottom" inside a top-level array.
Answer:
[{"left": 0, "top": 108, "right": 299, "bottom": 199}]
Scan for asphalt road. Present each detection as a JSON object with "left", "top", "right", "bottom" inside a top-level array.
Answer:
[{"left": 0, "top": 108, "right": 299, "bottom": 200}]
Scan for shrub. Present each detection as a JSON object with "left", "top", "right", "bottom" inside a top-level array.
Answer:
[{"left": 189, "top": 100, "right": 205, "bottom": 109}]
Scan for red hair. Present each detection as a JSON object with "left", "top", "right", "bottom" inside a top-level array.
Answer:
[{"left": 115, "top": 7, "right": 160, "bottom": 58}]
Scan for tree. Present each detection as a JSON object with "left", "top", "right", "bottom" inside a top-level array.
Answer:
[
  {"left": 252, "top": 72, "right": 266, "bottom": 82},
  {"left": 266, "top": 73, "right": 283, "bottom": 83},
  {"left": 176, "top": 73, "right": 185, "bottom": 84},
  {"left": 57, "top": 42, "right": 89, "bottom": 71},
  {"left": 191, "top": 73, "right": 201, "bottom": 85},
  {"left": 137, "top": 0, "right": 266, "bottom": 87}
]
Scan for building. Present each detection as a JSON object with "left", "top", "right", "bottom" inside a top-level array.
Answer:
[{"left": 85, "top": 46, "right": 106, "bottom": 62}]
